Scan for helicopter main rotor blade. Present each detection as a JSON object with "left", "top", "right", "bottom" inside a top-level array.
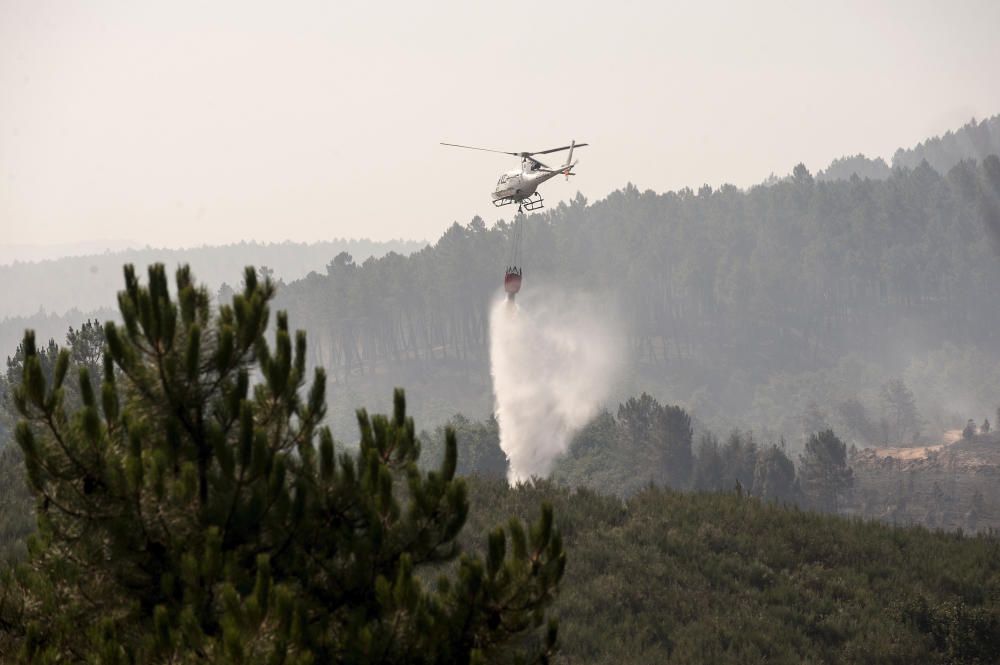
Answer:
[
  {"left": 529, "top": 142, "right": 589, "bottom": 156},
  {"left": 440, "top": 142, "right": 519, "bottom": 156}
]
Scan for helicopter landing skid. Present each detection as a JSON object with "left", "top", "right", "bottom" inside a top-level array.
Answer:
[
  {"left": 518, "top": 193, "right": 544, "bottom": 212},
  {"left": 492, "top": 192, "right": 544, "bottom": 213}
]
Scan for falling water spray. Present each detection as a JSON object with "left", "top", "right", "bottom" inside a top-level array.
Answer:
[{"left": 489, "top": 288, "right": 623, "bottom": 484}]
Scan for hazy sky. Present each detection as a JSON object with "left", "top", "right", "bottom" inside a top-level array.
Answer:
[{"left": 2, "top": 0, "right": 1000, "bottom": 252}]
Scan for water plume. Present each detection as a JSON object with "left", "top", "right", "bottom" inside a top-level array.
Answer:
[{"left": 489, "top": 287, "right": 623, "bottom": 484}]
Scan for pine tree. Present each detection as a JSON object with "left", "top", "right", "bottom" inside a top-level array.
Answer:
[
  {"left": 751, "top": 445, "right": 798, "bottom": 504},
  {"left": 616, "top": 394, "right": 693, "bottom": 489},
  {"left": 1, "top": 264, "right": 565, "bottom": 663},
  {"left": 880, "top": 379, "right": 919, "bottom": 444},
  {"left": 691, "top": 432, "right": 724, "bottom": 492},
  {"left": 64, "top": 319, "right": 105, "bottom": 379},
  {"left": 721, "top": 430, "right": 758, "bottom": 493},
  {"left": 798, "top": 429, "right": 853, "bottom": 513}
]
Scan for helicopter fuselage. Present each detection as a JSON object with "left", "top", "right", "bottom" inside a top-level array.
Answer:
[{"left": 491, "top": 159, "right": 564, "bottom": 202}]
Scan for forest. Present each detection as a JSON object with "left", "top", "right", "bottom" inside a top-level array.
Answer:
[
  {"left": 2, "top": 263, "right": 999, "bottom": 663},
  {"left": 817, "top": 116, "right": 1000, "bottom": 182},
  {"left": 273, "top": 117, "right": 1000, "bottom": 450},
  {"left": 2, "top": 115, "right": 1000, "bottom": 662},
  {"left": 460, "top": 477, "right": 1000, "bottom": 664}
]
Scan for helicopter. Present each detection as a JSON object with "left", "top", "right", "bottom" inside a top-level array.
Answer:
[
  {"left": 440, "top": 140, "right": 587, "bottom": 213},
  {"left": 440, "top": 139, "right": 587, "bottom": 301}
]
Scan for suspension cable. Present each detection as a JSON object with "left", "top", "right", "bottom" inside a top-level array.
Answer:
[{"left": 507, "top": 213, "right": 524, "bottom": 270}]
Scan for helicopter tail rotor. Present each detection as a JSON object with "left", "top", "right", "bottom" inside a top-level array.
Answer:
[{"left": 563, "top": 140, "right": 576, "bottom": 180}]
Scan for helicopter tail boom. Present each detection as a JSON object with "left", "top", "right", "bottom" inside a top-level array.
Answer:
[{"left": 538, "top": 162, "right": 577, "bottom": 177}]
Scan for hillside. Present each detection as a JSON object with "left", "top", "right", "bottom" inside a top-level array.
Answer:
[
  {"left": 463, "top": 478, "right": 1000, "bottom": 664},
  {"left": 278, "top": 156, "right": 1000, "bottom": 445},
  {"left": 848, "top": 431, "right": 1000, "bottom": 532},
  {"left": 3, "top": 439, "right": 998, "bottom": 663}
]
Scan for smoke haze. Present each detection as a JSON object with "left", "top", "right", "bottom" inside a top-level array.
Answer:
[{"left": 489, "top": 288, "right": 623, "bottom": 484}]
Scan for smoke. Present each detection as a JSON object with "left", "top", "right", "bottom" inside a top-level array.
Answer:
[{"left": 489, "top": 287, "right": 623, "bottom": 484}]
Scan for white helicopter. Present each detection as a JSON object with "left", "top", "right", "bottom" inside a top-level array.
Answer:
[{"left": 440, "top": 140, "right": 587, "bottom": 212}]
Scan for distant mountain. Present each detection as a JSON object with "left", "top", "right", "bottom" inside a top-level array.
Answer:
[
  {"left": 0, "top": 238, "right": 425, "bottom": 319},
  {"left": 0, "top": 240, "right": 145, "bottom": 265}
]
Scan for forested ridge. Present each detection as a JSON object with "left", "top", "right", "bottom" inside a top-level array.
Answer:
[
  {"left": 281, "top": 154, "right": 1000, "bottom": 444},
  {"left": 817, "top": 115, "right": 1000, "bottom": 182},
  {"left": 894, "top": 116, "right": 1000, "bottom": 174},
  {"left": 286, "top": 157, "right": 1000, "bottom": 375},
  {"left": 7, "top": 116, "right": 1000, "bottom": 446},
  {"left": 463, "top": 478, "right": 1000, "bottom": 664}
]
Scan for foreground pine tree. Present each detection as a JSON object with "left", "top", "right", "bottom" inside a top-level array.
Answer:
[{"left": 0, "top": 265, "right": 564, "bottom": 664}]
